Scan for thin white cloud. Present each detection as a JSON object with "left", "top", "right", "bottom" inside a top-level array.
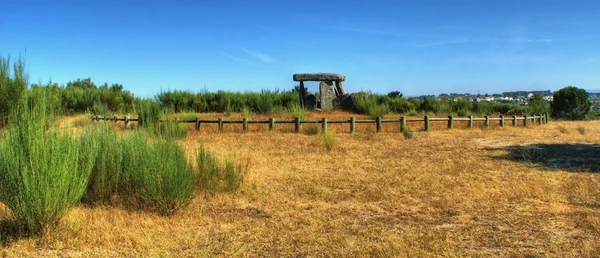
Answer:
[
  {"left": 220, "top": 52, "right": 253, "bottom": 65},
  {"left": 242, "top": 48, "right": 278, "bottom": 64},
  {"left": 416, "top": 38, "right": 468, "bottom": 48}
]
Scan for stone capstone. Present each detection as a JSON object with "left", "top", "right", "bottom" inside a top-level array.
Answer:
[{"left": 293, "top": 73, "right": 346, "bottom": 82}]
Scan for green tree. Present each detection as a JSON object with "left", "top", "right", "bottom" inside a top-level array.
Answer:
[
  {"left": 552, "top": 86, "right": 591, "bottom": 120},
  {"left": 527, "top": 94, "right": 550, "bottom": 115}
]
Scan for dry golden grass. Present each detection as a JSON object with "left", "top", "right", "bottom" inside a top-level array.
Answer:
[{"left": 2, "top": 112, "right": 600, "bottom": 257}]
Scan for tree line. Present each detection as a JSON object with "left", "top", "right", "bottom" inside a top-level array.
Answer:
[{"left": 0, "top": 55, "right": 592, "bottom": 126}]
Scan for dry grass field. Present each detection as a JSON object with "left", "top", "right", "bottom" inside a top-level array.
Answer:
[{"left": 2, "top": 112, "right": 600, "bottom": 257}]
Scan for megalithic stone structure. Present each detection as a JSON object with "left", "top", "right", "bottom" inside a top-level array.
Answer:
[{"left": 293, "top": 73, "right": 346, "bottom": 110}]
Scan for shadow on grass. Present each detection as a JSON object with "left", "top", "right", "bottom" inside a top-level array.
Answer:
[
  {"left": 0, "top": 219, "right": 31, "bottom": 246},
  {"left": 488, "top": 143, "right": 600, "bottom": 173}
]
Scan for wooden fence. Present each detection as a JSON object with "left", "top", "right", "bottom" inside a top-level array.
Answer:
[{"left": 91, "top": 113, "right": 550, "bottom": 134}]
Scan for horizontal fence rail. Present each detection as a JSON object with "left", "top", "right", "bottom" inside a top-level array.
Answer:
[{"left": 92, "top": 112, "right": 550, "bottom": 134}]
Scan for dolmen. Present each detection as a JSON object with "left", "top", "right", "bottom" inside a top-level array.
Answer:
[{"left": 293, "top": 73, "right": 346, "bottom": 110}]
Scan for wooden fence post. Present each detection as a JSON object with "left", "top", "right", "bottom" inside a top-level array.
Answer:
[
  {"left": 400, "top": 116, "right": 406, "bottom": 131},
  {"left": 545, "top": 112, "right": 549, "bottom": 124},
  {"left": 424, "top": 115, "right": 430, "bottom": 131},
  {"left": 512, "top": 115, "right": 517, "bottom": 126},
  {"left": 485, "top": 115, "right": 490, "bottom": 128},
  {"left": 242, "top": 118, "right": 248, "bottom": 132},
  {"left": 350, "top": 117, "right": 355, "bottom": 134},
  {"left": 500, "top": 115, "right": 504, "bottom": 127},
  {"left": 295, "top": 117, "right": 300, "bottom": 133},
  {"left": 376, "top": 117, "right": 382, "bottom": 133},
  {"left": 138, "top": 116, "right": 142, "bottom": 127},
  {"left": 468, "top": 115, "right": 473, "bottom": 128},
  {"left": 322, "top": 118, "right": 327, "bottom": 133},
  {"left": 195, "top": 118, "right": 200, "bottom": 131},
  {"left": 269, "top": 118, "right": 275, "bottom": 131},
  {"left": 113, "top": 116, "right": 117, "bottom": 123},
  {"left": 538, "top": 114, "right": 543, "bottom": 125},
  {"left": 448, "top": 115, "right": 453, "bottom": 129},
  {"left": 523, "top": 115, "right": 528, "bottom": 127},
  {"left": 541, "top": 114, "right": 545, "bottom": 125},
  {"left": 124, "top": 116, "right": 129, "bottom": 127},
  {"left": 218, "top": 118, "right": 223, "bottom": 131}
]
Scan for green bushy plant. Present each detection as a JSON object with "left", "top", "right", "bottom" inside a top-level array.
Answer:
[
  {"left": 0, "top": 93, "right": 97, "bottom": 234},
  {"left": 354, "top": 94, "right": 389, "bottom": 119},
  {"left": 121, "top": 132, "right": 195, "bottom": 216},
  {"left": 80, "top": 124, "right": 123, "bottom": 204},
  {"left": 0, "top": 55, "right": 27, "bottom": 127}
]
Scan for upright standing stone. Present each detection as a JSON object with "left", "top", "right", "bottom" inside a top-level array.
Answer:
[{"left": 319, "top": 81, "right": 336, "bottom": 110}]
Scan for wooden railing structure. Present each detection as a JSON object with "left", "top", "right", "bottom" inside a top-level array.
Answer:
[{"left": 92, "top": 112, "right": 550, "bottom": 133}]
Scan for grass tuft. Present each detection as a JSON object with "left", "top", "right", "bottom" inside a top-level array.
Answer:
[
  {"left": 401, "top": 126, "right": 413, "bottom": 139},
  {"left": 322, "top": 131, "right": 336, "bottom": 151},
  {"left": 557, "top": 126, "right": 568, "bottom": 134},
  {"left": 305, "top": 125, "right": 319, "bottom": 135},
  {"left": 195, "top": 144, "right": 246, "bottom": 196},
  {"left": 289, "top": 103, "right": 306, "bottom": 120}
]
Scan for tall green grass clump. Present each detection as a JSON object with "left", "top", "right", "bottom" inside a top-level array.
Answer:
[
  {"left": 136, "top": 101, "right": 187, "bottom": 138},
  {"left": 121, "top": 132, "right": 194, "bottom": 216},
  {"left": 0, "top": 93, "right": 97, "bottom": 234},
  {"left": 156, "top": 113, "right": 188, "bottom": 139},
  {"left": 322, "top": 131, "right": 336, "bottom": 151},
  {"left": 196, "top": 144, "right": 245, "bottom": 196},
  {"left": 136, "top": 98, "right": 161, "bottom": 129},
  {"left": 80, "top": 124, "right": 123, "bottom": 204},
  {"left": 289, "top": 103, "right": 306, "bottom": 120}
]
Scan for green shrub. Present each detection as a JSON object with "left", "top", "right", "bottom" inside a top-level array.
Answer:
[
  {"left": 322, "top": 131, "right": 336, "bottom": 151},
  {"left": 195, "top": 144, "right": 245, "bottom": 195},
  {"left": 354, "top": 95, "right": 389, "bottom": 119},
  {"left": 0, "top": 55, "right": 27, "bottom": 127},
  {"left": 136, "top": 99, "right": 161, "bottom": 129},
  {"left": 224, "top": 101, "right": 233, "bottom": 116},
  {"left": 0, "top": 93, "right": 96, "bottom": 234},
  {"left": 80, "top": 125, "right": 123, "bottom": 205},
  {"left": 578, "top": 126, "right": 586, "bottom": 135},
  {"left": 388, "top": 97, "right": 416, "bottom": 114},
  {"left": 121, "top": 132, "right": 195, "bottom": 216}
]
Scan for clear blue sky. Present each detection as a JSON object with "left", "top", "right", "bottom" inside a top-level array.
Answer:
[{"left": 2, "top": 0, "right": 600, "bottom": 97}]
